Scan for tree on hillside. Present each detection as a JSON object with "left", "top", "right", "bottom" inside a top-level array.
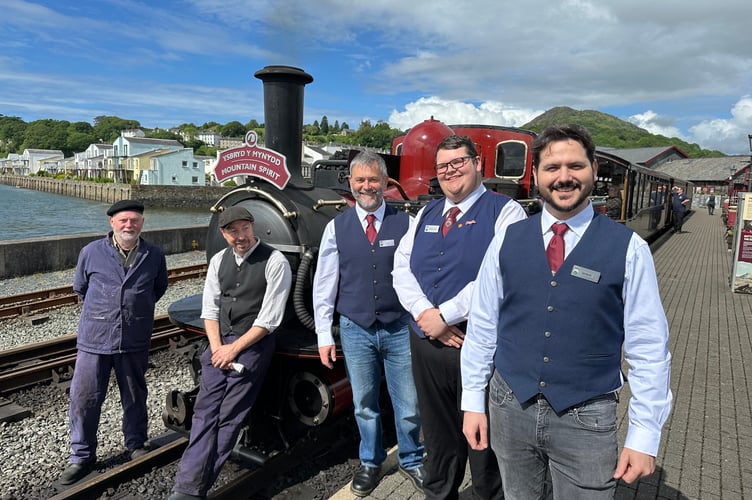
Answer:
[
  {"left": 320, "top": 116, "right": 329, "bottom": 135},
  {"left": 147, "top": 129, "right": 181, "bottom": 141},
  {"left": 245, "top": 119, "right": 262, "bottom": 130},
  {"left": 93, "top": 116, "right": 141, "bottom": 143},
  {"left": 67, "top": 131, "right": 97, "bottom": 153},
  {"left": 0, "top": 116, "right": 27, "bottom": 155},
  {"left": 21, "top": 119, "right": 69, "bottom": 153},
  {"left": 200, "top": 121, "right": 221, "bottom": 131},
  {"left": 221, "top": 121, "right": 245, "bottom": 138}
]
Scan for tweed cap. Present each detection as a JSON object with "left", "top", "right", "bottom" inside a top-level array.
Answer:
[
  {"left": 107, "top": 199, "right": 145, "bottom": 217},
  {"left": 218, "top": 206, "right": 255, "bottom": 228}
]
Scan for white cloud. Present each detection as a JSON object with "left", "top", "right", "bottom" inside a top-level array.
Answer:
[
  {"left": 690, "top": 96, "right": 752, "bottom": 154},
  {"left": 627, "top": 111, "right": 685, "bottom": 140},
  {"left": 388, "top": 97, "right": 542, "bottom": 131}
]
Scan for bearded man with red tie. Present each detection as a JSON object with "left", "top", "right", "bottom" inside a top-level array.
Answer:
[
  {"left": 313, "top": 151, "right": 425, "bottom": 497},
  {"left": 461, "top": 124, "right": 673, "bottom": 499},
  {"left": 393, "top": 135, "right": 526, "bottom": 499}
]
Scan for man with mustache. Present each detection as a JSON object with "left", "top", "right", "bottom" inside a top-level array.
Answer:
[
  {"left": 393, "top": 135, "right": 527, "bottom": 499},
  {"left": 60, "top": 200, "right": 168, "bottom": 485},
  {"left": 461, "top": 124, "right": 672, "bottom": 499},
  {"left": 169, "top": 206, "right": 292, "bottom": 500},
  {"left": 313, "top": 151, "right": 425, "bottom": 496}
]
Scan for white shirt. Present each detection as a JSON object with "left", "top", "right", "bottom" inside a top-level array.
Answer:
[
  {"left": 392, "top": 184, "right": 528, "bottom": 325},
  {"left": 201, "top": 239, "right": 292, "bottom": 334},
  {"left": 461, "top": 202, "right": 673, "bottom": 456},
  {"left": 312, "top": 202, "right": 393, "bottom": 347}
]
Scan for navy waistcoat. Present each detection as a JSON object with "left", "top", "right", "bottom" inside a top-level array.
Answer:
[
  {"left": 495, "top": 213, "right": 632, "bottom": 412},
  {"left": 410, "top": 191, "right": 511, "bottom": 336},
  {"left": 334, "top": 205, "right": 409, "bottom": 328}
]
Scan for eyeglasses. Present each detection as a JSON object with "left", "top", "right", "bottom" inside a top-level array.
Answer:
[{"left": 434, "top": 155, "right": 474, "bottom": 174}]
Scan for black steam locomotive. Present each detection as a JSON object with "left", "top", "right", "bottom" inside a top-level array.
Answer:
[{"left": 164, "top": 66, "right": 392, "bottom": 465}]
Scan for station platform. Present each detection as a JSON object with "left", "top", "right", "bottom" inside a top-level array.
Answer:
[{"left": 330, "top": 210, "right": 752, "bottom": 499}]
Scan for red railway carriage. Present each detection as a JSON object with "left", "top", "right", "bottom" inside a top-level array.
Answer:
[{"left": 390, "top": 119, "right": 537, "bottom": 202}]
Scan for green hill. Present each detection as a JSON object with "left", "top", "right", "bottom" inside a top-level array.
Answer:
[{"left": 522, "top": 106, "right": 725, "bottom": 158}]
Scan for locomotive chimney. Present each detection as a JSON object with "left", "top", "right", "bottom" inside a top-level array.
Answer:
[{"left": 254, "top": 65, "right": 314, "bottom": 185}]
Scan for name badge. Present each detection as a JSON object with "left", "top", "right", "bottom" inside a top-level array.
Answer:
[
  {"left": 571, "top": 265, "right": 601, "bottom": 283},
  {"left": 379, "top": 239, "right": 395, "bottom": 248},
  {"left": 424, "top": 225, "right": 440, "bottom": 233}
]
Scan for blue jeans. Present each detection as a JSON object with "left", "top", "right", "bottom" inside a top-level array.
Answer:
[
  {"left": 340, "top": 315, "right": 424, "bottom": 469},
  {"left": 489, "top": 371, "right": 618, "bottom": 499}
]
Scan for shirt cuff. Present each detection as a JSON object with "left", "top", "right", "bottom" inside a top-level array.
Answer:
[
  {"left": 317, "top": 330, "right": 335, "bottom": 348},
  {"left": 410, "top": 298, "right": 435, "bottom": 321},
  {"left": 439, "top": 301, "right": 463, "bottom": 326},
  {"left": 624, "top": 425, "right": 661, "bottom": 457},
  {"left": 460, "top": 389, "right": 487, "bottom": 413}
]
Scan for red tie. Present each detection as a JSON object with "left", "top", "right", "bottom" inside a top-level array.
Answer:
[
  {"left": 365, "top": 214, "right": 377, "bottom": 245},
  {"left": 546, "top": 223, "right": 569, "bottom": 274},
  {"left": 442, "top": 207, "right": 461, "bottom": 237}
]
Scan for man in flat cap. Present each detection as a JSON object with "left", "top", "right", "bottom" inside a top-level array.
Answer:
[
  {"left": 60, "top": 199, "right": 168, "bottom": 485},
  {"left": 169, "top": 206, "right": 292, "bottom": 500}
]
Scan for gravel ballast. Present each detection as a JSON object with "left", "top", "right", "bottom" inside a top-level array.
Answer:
[{"left": 0, "top": 250, "right": 362, "bottom": 499}]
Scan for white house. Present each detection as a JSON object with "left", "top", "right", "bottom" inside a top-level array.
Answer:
[
  {"left": 21, "top": 149, "right": 64, "bottom": 175},
  {"left": 198, "top": 130, "right": 222, "bottom": 147},
  {"left": 74, "top": 143, "right": 114, "bottom": 179}
]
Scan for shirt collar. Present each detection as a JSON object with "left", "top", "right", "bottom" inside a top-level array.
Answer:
[
  {"left": 540, "top": 202, "right": 594, "bottom": 239},
  {"left": 443, "top": 184, "right": 486, "bottom": 215},
  {"left": 355, "top": 201, "right": 386, "bottom": 222}
]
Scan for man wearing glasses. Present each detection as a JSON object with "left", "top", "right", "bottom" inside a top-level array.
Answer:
[{"left": 393, "top": 135, "right": 527, "bottom": 499}]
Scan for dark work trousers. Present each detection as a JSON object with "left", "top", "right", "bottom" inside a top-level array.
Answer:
[
  {"left": 409, "top": 327, "right": 503, "bottom": 500},
  {"left": 173, "top": 334, "right": 275, "bottom": 497},
  {"left": 673, "top": 210, "right": 686, "bottom": 232},
  {"left": 68, "top": 349, "right": 149, "bottom": 463}
]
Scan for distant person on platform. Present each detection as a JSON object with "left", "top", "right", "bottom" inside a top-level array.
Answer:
[
  {"left": 671, "top": 186, "right": 690, "bottom": 233},
  {"left": 707, "top": 194, "right": 716, "bottom": 215},
  {"left": 59, "top": 200, "right": 168, "bottom": 485},
  {"left": 313, "top": 151, "right": 425, "bottom": 497},
  {"left": 649, "top": 185, "right": 666, "bottom": 229},
  {"left": 393, "top": 135, "right": 527, "bottom": 499},
  {"left": 461, "top": 124, "right": 673, "bottom": 499},
  {"left": 169, "top": 206, "right": 292, "bottom": 500}
]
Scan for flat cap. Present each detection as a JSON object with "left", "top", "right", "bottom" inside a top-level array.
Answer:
[
  {"left": 218, "top": 206, "right": 255, "bottom": 228},
  {"left": 107, "top": 199, "right": 145, "bottom": 217}
]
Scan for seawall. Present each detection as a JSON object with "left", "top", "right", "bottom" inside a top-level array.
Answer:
[
  {"left": 1, "top": 175, "right": 229, "bottom": 208},
  {"left": 0, "top": 226, "right": 208, "bottom": 279}
]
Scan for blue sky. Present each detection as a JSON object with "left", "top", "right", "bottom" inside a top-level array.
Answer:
[{"left": 2, "top": 0, "right": 751, "bottom": 154}]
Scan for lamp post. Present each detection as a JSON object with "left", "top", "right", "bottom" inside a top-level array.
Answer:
[{"left": 747, "top": 134, "right": 752, "bottom": 192}]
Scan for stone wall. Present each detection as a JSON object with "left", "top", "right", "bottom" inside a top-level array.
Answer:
[
  {"left": 0, "top": 175, "right": 229, "bottom": 208},
  {"left": 0, "top": 226, "right": 208, "bottom": 278}
]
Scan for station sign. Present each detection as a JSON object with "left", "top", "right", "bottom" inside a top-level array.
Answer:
[
  {"left": 730, "top": 192, "right": 752, "bottom": 294},
  {"left": 214, "top": 131, "right": 291, "bottom": 189}
]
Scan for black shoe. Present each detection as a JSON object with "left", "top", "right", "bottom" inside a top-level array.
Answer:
[
  {"left": 59, "top": 462, "right": 94, "bottom": 485},
  {"left": 350, "top": 465, "right": 381, "bottom": 497},
  {"left": 130, "top": 447, "right": 149, "bottom": 460},
  {"left": 399, "top": 465, "right": 426, "bottom": 493}
]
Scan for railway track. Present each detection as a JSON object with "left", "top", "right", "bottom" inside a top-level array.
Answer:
[
  {"left": 0, "top": 315, "right": 201, "bottom": 396},
  {"left": 45, "top": 412, "right": 358, "bottom": 500},
  {"left": 0, "top": 263, "right": 207, "bottom": 320}
]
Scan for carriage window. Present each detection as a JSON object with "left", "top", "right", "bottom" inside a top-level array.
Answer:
[{"left": 495, "top": 141, "right": 526, "bottom": 178}]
